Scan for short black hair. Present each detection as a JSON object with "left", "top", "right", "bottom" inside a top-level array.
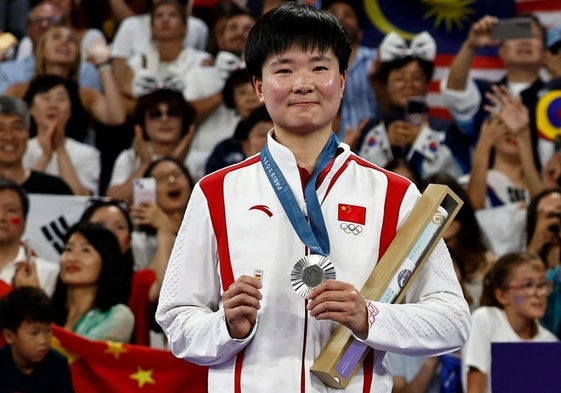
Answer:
[
  {"left": 79, "top": 197, "right": 135, "bottom": 295},
  {"left": 527, "top": 188, "right": 561, "bottom": 248},
  {"left": 80, "top": 198, "right": 132, "bottom": 234},
  {"left": 549, "top": 41, "right": 561, "bottom": 55},
  {"left": 244, "top": 3, "right": 351, "bottom": 79},
  {"left": 52, "top": 222, "right": 131, "bottom": 326},
  {"left": 134, "top": 89, "right": 196, "bottom": 139},
  {"left": 150, "top": 0, "right": 187, "bottom": 26},
  {"left": 233, "top": 105, "right": 271, "bottom": 141},
  {"left": 0, "top": 177, "right": 30, "bottom": 218},
  {"left": 23, "top": 74, "right": 89, "bottom": 140},
  {"left": 143, "top": 156, "right": 195, "bottom": 190},
  {"left": 376, "top": 57, "right": 435, "bottom": 85},
  {"left": 148, "top": 0, "right": 188, "bottom": 10},
  {"left": 0, "top": 287, "right": 53, "bottom": 332},
  {"left": 223, "top": 68, "right": 253, "bottom": 109},
  {"left": 321, "top": 0, "right": 360, "bottom": 18}
]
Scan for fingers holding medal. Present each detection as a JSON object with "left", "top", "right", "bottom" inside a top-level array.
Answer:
[{"left": 306, "top": 280, "right": 369, "bottom": 338}]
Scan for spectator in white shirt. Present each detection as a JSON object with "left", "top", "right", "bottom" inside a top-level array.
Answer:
[{"left": 0, "top": 178, "right": 59, "bottom": 296}]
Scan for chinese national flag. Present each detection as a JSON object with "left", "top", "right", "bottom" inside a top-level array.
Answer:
[
  {"left": 50, "top": 326, "right": 208, "bottom": 393},
  {"left": 0, "top": 285, "right": 208, "bottom": 392},
  {"left": 338, "top": 204, "right": 366, "bottom": 225},
  {"left": 0, "top": 280, "right": 12, "bottom": 299},
  {"left": 0, "top": 280, "right": 10, "bottom": 346}
]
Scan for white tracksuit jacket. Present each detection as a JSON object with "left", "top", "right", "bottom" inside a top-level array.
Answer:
[{"left": 156, "top": 134, "right": 471, "bottom": 393}]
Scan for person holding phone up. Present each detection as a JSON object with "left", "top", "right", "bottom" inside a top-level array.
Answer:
[
  {"left": 130, "top": 157, "right": 194, "bottom": 272},
  {"left": 442, "top": 15, "right": 548, "bottom": 169},
  {"left": 351, "top": 31, "right": 470, "bottom": 180}
]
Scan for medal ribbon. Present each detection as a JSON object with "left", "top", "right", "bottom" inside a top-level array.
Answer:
[{"left": 260, "top": 132, "right": 339, "bottom": 256}]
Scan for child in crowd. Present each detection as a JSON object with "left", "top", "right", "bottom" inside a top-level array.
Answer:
[
  {"left": 0, "top": 286, "right": 74, "bottom": 393},
  {"left": 463, "top": 252, "right": 558, "bottom": 393}
]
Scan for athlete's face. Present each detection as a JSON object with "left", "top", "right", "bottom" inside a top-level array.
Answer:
[{"left": 253, "top": 46, "right": 346, "bottom": 137}]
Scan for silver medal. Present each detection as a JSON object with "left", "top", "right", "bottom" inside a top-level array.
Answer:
[{"left": 291, "top": 254, "right": 336, "bottom": 298}]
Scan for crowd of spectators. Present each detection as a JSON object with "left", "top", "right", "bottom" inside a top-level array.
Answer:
[{"left": 1, "top": 1, "right": 561, "bottom": 392}]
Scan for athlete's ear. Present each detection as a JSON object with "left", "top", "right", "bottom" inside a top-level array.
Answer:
[
  {"left": 340, "top": 71, "right": 347, "bottom": 99},
  {"left": 253, "top": 76, "right": 265, "bottom": 103}
]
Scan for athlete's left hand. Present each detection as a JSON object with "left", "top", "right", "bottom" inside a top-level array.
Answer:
[{"left": 307, "top": 280, "right": 369, "bottom": 339}]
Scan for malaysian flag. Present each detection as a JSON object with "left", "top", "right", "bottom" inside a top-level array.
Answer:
[{"left": 357, "top": 0, "right": 561, "bottom": 118}]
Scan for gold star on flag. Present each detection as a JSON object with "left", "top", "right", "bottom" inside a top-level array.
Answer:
[
  {"left": 130, "top": 367, "right": 155, "bottom": 388},
  {"left": 104, "top": 341, "right": 128, "bottom": 360},
  {"left": 51, "top": 336, "right": 79, "bottom": 364}
]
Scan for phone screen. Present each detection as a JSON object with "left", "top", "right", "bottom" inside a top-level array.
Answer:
[
  {"left": 133, "top": 178, "right": 157, "bottom": 205},
  {"left": 491, "top": 17, "right": 533, "bottom": 41},
  {"left": 405, "top": 97, "right": 428, "bottom": 126}
]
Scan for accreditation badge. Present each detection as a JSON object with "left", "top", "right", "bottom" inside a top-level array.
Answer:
[{"left": 291, "top": 255, "right": 336, "bottom": 298}]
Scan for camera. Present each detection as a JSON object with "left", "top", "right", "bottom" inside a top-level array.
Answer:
[{"left": 405, "top": 97, "right": 428, "bottom": 126}]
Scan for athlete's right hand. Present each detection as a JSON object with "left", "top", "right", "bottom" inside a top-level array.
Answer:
[{"left": 222, "top": 275, "right": 263, "bottom": 339}]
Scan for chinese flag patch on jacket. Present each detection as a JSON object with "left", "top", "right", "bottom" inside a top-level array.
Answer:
[{"left": 338, "top": 204, "right": 366, "bottom": 225}]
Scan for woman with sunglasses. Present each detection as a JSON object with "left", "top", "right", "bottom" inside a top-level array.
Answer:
[{"left": 106, "top": 88, "right": 196, "bottom": 205}]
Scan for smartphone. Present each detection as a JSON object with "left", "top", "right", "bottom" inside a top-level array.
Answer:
[
  {"left": 405, "top": 97, "right": 428, "bottom": 126},
  {"left": 133, "top": 177, "right": 156, "bottom": 205},
  {"left": 491, "top": 17, "right": 533, "bottom": 41}
]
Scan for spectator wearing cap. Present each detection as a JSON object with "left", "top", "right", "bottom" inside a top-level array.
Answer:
[{"left": 204, "top": 104, "right": 271, "bottom": 174}]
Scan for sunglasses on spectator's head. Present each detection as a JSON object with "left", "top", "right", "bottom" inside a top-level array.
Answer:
[
  {"left": 85, "top": 197, "right": 129, "bottom": 213},
  {"left": 147, "top": 107, "right": 181, "bottom": 120}
]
